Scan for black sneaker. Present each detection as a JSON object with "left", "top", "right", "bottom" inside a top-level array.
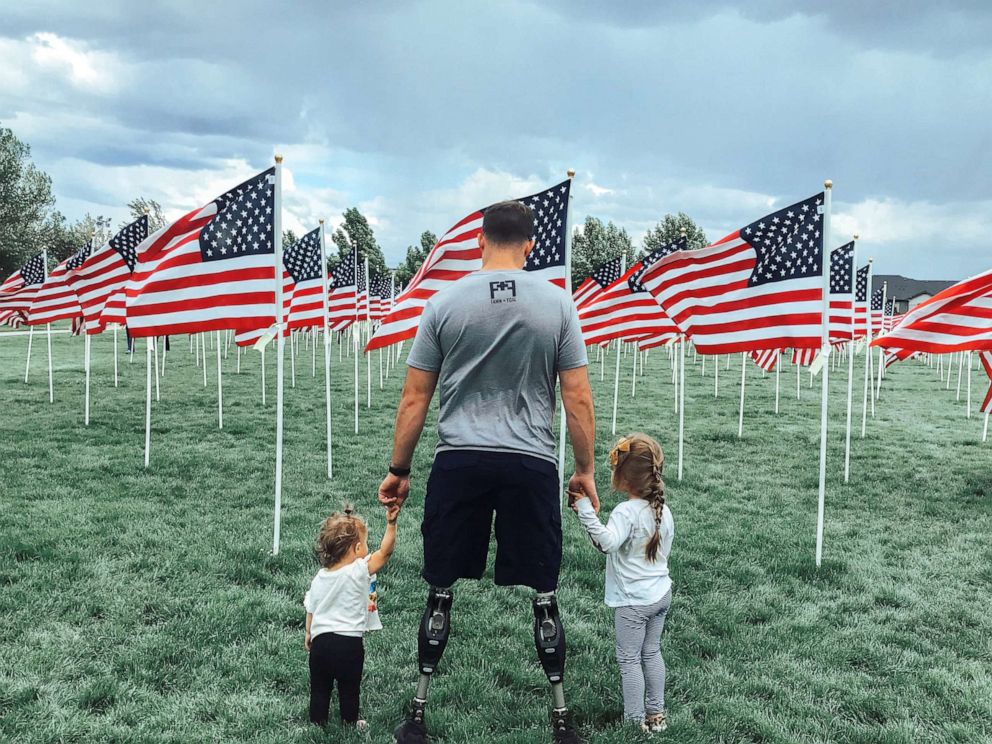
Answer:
[
  {"left": 551, "top": 710, "right": 586, "bottom": 744},
  {"left": 394, "top": 702, "right": 429, "bottom": 744}
]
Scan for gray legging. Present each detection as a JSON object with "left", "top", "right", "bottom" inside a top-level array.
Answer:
[{"left": 614, "top": 589, "right": 673, "bottom": 722}]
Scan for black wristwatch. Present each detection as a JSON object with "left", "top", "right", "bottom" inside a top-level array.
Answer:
[{"left": 389, "top": 464, "right": 411, "bottom": 477}]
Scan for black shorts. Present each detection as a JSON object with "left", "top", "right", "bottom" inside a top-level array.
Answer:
[{"left": 421, "top": 449, "right": 562, "bottom": 593}]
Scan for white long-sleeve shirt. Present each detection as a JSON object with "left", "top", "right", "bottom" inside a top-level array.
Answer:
[{"left": 576, "top": 497, "right": 674, "bottom": 608}]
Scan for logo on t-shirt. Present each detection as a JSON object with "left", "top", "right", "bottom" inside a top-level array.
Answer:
[{"left": 489, "top": 280, "right": 517, "bottom": 304}]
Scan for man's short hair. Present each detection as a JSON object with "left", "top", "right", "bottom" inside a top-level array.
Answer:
[{"left": 482, "top": 201, "right": 534, "bottom": 246}]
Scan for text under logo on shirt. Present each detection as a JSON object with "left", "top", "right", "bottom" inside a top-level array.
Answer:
[{"left": 489, "top": 280, "right": 517, "bottom": 304}]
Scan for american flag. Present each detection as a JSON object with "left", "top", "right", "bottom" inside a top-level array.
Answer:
[
  {"left": 641, "top": 193, "right": 825, "bottom": 354},
  {"left": 853, "top": 265, "right": 870, "bottom": 339},
  {"left": 368, "top": 272, "right": 389, "bottom": 321},
  {"left": 327, "top": 249, "right": 358, "bottom": 332},
  {"left": 872, "top": 268, "right": 992, "bottom": 354},
  {"left": 637, "top": 332, "right": 680, "bottom": 351},
  {"left": 125, "top": 168, "right": 276, "bottom": 338},
  {"left": 578, "top": 238, "right": 685, "bottom": 346},
  {"left": 882, "top": 300, "right": 897, "bottom": 332},
  {"left": 66, "top": 216, "right": 148, "bottom": 334},
  {"left": 356, "top": 259, "right": 368, "bottom": 320},
  {"left": 235, "top": 226, "right": 323, "bottom": 347},
  {"left": 573, "top": 256, "right": 623, "bottom": 310},
  {"left": 828, "top": 242, "right": 855, "bottom": 343},
  {"left": 366, "top": 179, "right": 571, "bottom": 351},
  {"left": 0, "top": 309, "right": 26, "bottom": 327},
  {"left": 869, "top": 288, "right": 885, "bottom": 328},
  {"left": 792, "top": 347, "right": 818, "bottom": 366},
  {"left": 26, "top": 244, "right": 89, "bottom": 325},
  {"left": 750, "top": 349, "right": 780, "bottom": 372},
  {"left": 0, "top": 253, "right": 46, "bottom": 315}
]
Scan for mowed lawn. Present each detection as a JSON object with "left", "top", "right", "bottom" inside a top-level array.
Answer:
[{"left": 1, "top": 328, "right": 990, "bottom": 744}]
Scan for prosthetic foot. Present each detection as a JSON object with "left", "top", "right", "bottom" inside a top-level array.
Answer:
[
  {"left": 394, "top": 587, "right": 453, "bottom": 743},
  {"left": 534, "top": 593, "right": 585, "bottom": 744}
]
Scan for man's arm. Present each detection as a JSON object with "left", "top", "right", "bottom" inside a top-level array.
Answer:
[
  {"left": 378, "top": 366, "right": 439, "bottom": 507},
  {"left": 560, "top": 365, "right": 599, "bottom": 512}
]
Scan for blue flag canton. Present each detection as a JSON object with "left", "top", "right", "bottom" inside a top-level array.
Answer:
[
  {"left": 630, "top": 236, "right": 687, "bottom": 293},
  {"left": 371, "top": 273, "right": 391, "bottom": 298},
  {"left": 744, "top": 193, "right": 823, "bottom": 287},
  {"left": 829, "top": 242, "right": 855, "bottom": 295},
  {"left": 521, "top": 179, "right": 571, "bottom": 272},
  {"left": 356, "top": 259, "right": 367, "bottom": 293},
  {"left": 855, "top": 265, "right": 870, "bottom": 302},
  {"left": 284, "top": 227, "right": 322, "bottom": 284},
  {"left": 591, "top": 256, "right": 623, "bottom": 288},
  {"left": 110, "top": 215, "right": 148, "bottom": 272},
  {"left": 884, "top": 299, "right": 894, "bottom": 315},
  {"left": 331, "top": 249, "right": 356, "bottom": 289},
  {"left": 200, "top": 168, "right": 275, "bottom": 262},
  {"left": 20, "top": 253, "right": 46, "bottom": 286},
  {"left": 66, "top": 243, "right": 92, "bottom": 271},
  {"left": 870, "top": 288, "right": 884, "bottom": 311}
]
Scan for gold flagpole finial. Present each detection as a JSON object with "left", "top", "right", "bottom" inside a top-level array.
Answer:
[
  {"left": 567, "top": 169, "right": 575, "bottom": 179},
  {"left": 274, "top": 154, "right": 284, "bottom": 164},
  {"left": 824, "top": 179, "right": 833, "bottom": 189},
  {"left": 853, "top": 233, "right": 860, "bottom": 240},
  {"left": 319, "top": 218, "right": 325, "bottom": 225}
]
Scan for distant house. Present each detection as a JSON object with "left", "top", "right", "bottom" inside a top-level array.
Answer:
[{"left": 871, "top": 274, "right": 957, "bottom": 314}]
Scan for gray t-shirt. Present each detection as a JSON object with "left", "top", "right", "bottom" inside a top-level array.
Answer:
[{"left": 407, "top": 270, "right": 588, "bottom": 464}]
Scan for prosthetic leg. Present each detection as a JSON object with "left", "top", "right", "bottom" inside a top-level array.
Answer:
[
  {"left": 395, "top": 587, "right": 452, "bottom": 741},
  {"left": 534, "top": 592, "right": 583, "bottom": 741}
]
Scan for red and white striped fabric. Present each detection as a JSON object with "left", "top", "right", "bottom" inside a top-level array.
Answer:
[
  {"left": 792, "top": 347, "right": 818, "bottom": 366},
  {"left": 883, "top": 312, "right": 905, "bottom": 333},
  {"left": 326, "top": 249, "right": 358, "bottom": 332},
  {"left": 641, "top": 193, "right": 825, "bottom": 355},
  {"left": 65, "top": 217, "right": 147, "bottom": 334},
  {"left": 0, "top": 309, "right": 26, "bottom": 327},
  {"left": 873, "top": 268, "right": 992, "bottom": 354},
  {"left": 573, "top": 256, "right": 624, "bottom": 310},
  {"left": 26, "top": 246, "right": 88, "bottom": 325},
  {"left": 636, "top": 332, "right": 679, "bottom": 351},
  {"left": 750, "top": 349, "right": 780, "bottom": 372},
  {"left": 0, "top": 253, "right": 47, "bottom": 316},
  {"left": 979, "top": 351, "right": 992, "bottom": 414},
  {"left": 828, "top": 242, "right": 855, "bottom": 343},
  {"left": 235, "top": 270, "right": 293, "bottom": 347},
  {"left": 366, "top": 179, "right": 571, "bottom": 351},
  {"left": 125, "top": 168, "right": 277, "bottom": 338},
  {"left": 852, "top": 265, "right": 870, "bottom": 339}
]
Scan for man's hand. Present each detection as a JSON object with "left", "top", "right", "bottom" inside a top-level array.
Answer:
[
  {"left": 567, "top": 471, "right": 599, "bottom": 513},
  {"left": 304, "top": 632, "right": 312, "bottom": 652},
  {"left": 378, "top": 472, "right": 410, "bottom": 509}
]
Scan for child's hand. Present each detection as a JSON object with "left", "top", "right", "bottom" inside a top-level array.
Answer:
[
  {"left": 385, "top": 504, "right": 400, "bottom": 524},
  {"left": 567, "top": 490, "right": 588, "bottom": 514},
  {"left": 304, "top": 632, "right": 312, "bottom": 652}
]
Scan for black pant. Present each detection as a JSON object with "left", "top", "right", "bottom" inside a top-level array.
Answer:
[{"left": 309, "top": 632, "right": 364, "bottom": 725}]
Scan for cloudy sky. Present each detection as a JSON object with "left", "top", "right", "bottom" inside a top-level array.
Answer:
[{"left": 1, "top": 1, "right": 990, "bottom": 278}]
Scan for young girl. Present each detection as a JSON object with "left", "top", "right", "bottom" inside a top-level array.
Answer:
[
  {"left": 304, "top": 502, "right": 399, "bottom": 730},
  {"left": 571, "top": 433, "right": 675, "bottom": 734}
]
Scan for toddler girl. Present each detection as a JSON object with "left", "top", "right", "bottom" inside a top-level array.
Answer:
[
  {"left": 571, "top": 433, "right": 674, "bottom": 733},
  {"left": 304, "top": 502, "right": 399, "bottom": 729}
]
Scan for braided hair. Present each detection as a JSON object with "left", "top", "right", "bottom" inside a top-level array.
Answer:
[
  {"left": 609, "top": 433, "right": 666, "bottom": 562},
  {"left": 315, "top": 502, "right": 367, "bottom": 568}
]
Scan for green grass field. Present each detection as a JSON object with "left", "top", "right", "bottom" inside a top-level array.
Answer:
[{"left": 1, "top": 328, "right": 990, "bottom": 744}]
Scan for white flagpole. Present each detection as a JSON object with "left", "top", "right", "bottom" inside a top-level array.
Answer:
[
  {"left": 113, "top": 325, "right": 119, "bottom": 387},
  {"left": 144, "top": 338, "right": 152, "bottom": 468},
  {"left": 775, "top": 351, "right": 781, "bottom": 413},
  {"left": 630, "top": 341, "right": 638, "bottom": 397},
  {"left": 261, "top": 346, "right": 266, "bottom": 405},
  {"left": 677, "top": 335, "right": 685, "bottom": 481},
  {"left": 24, "top": 326, "right": 34, "bottom": 383},
  {"left": 236, "top": 344, "right": 241, "bottom": 374},
  {"left": 956, "top": 351, "right": 963, "bottom": 399},
  {"left": 161, "top": 336, "right": 168, "bottom": 377},
  {"left": 201, "top": 334, "right": 207, "bottom": 388},
  {"left": 983, "top": 410, "right": 989, "bottom": 443},
  {"left": 610, "top": 254, "right": 628, "bottom": 435},
  {"left": 737, "top": 352, "right": 746, "bottom": 438},
  {"left": 861, "top": 259, "right": 874, "bottom": 438},
  {"left": 84, "top": 334, "right": 91, "bottom": 425},
  {"left": 700, "top": 352, "right": 705, "bottom": 377},
  {"left": 967, "top": 351, "right": 973, "bottom": 418},
  {"left": 815, "top": 180, "right": 833, "bottom": 567},
  {"left": 272, "top": 155, "right": 285, "bottom": 555},
  {"left": 153, "top": 336, "right": 160, "bottom": 402},
  {"left": 354, "top": 327, "right": 360, "bottom": 433},
  {"left": 365, "top": 258, "right": 371, "bottom": 409},
  {"left": 216, "top": 329, "right": 223, "bottom": 429},
  {"left": 557, "top": 170, "right": 575, "bottom": 500},
  {"left": 796, "top": 355, "right": 801, "bottom": 400},
  {"left": 843, "top": 234, "right": 860, "bottom": 483},
  {"left": 290, "top": 330, "right": 296, "bottom": 389},
  {"left": 312, "top": 327, "right": 317, "bottom": 378},
  {"left": 714, "top": 353, "right": 719, "bottom": 397},
  {"left": 195, "top": 331, "right": 200, "bottom": 367},
  {"left": 319, "top": 220, "right": 334, "bottom": 479},
  {"left": 42, "top": 248, "right": 54, "bottom": 401}
]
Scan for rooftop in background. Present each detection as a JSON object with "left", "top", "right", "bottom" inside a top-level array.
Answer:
[{"left": 872, "top": 274, "right": 958, "bottom": 313}]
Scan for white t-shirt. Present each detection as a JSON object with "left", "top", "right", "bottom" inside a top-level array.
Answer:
[
  {"left": 304, "top": 556, "right": 383, "bottom": 639},
  {"left": 576, "top": 498, "right": 674, "bottom": 608}
]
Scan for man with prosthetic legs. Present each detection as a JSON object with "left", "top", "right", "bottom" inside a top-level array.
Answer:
[{"left": 378, "top": 200, "right": 598, "bottom": 743}]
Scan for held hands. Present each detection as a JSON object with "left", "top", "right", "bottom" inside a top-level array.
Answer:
[
  {"left": 385, "top": 504, "right": 401, "bottom": 524},
  {"left": 567, "top": 471, "right": 599, "bottom": 514},
  {"left": 378, "top": 472, "right": 410, "bottom": 509}
]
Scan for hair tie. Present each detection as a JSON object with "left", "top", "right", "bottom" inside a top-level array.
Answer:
[{"left": 609, "top": 437, "right": 631, "bottom": 467}]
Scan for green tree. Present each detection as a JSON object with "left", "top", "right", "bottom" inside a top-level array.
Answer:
[
  {"left": 125, "top": 197, "right": 168, "bottom": 231},
  {"left": 0, "top": 125, "right": 62, "bottom": 277},
  {"left": 331, "top": 207, "right": 387, "bottom": 276},
  {"left": 570, "top": 216, "right": 636, "bottom": 287},
  {"left": 641, "top": 212, "right": 707, "bottom": 257},
  {"left": 282, "top": 229, "right": 298, "bottom": 250},
  {"left": 396, "top": 229, "right": 437, "bottom": 285}
]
